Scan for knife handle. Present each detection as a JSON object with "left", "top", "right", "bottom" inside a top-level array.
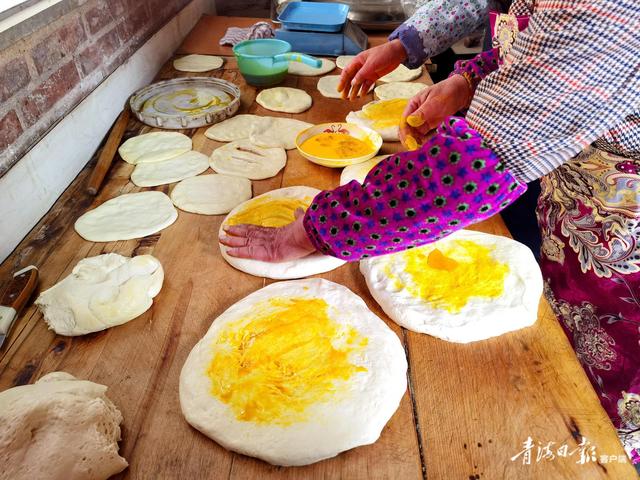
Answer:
[{"left": 0, "top": 266, "right": 38, "bottom": 324}]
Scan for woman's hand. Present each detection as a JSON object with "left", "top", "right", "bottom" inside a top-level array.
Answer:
[
  {"left": 219, "top": 209, "right": 317, "bottom": 262},
  {"left": 338, "top": 40, "right": 408, "bottom": 100},
  {"left": 400, "top": 74, "right": 472, "bottom": 149}
]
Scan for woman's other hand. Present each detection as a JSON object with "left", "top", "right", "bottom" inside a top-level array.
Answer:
[
  {"left": 338, "top": 40, "right": 408, "bottom": 101},
  {"left": 400, "top": 74, "right": 472, "bottom": 150},
  {"left": 219, "top": 209, "right": 316, "bottom": 262}
]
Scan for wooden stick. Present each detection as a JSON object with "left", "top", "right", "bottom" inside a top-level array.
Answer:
[{"left": 86, "top": 108, "right": 131, "bottom": 195}]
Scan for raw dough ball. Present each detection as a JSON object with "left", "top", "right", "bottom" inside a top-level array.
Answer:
[
  {"left": 173, "top": 54, "right": 223, "bottom": 72},
  {"left": 336, "top": 55, "right": 356, "bottom": 69},
  {"left": 131, "top": 150, "right": 209, "bottom": 187},
  {"left": 288, "top": 58, "right": 335, "bottom": 76},
  {"left": 170, "top": 174, "right": 252, "bottom": 215},
  {"left": 317, "top": 75, "right": 342, "bottom": 98},
  {"left": 179, "top": 278, "right": 407, "bottom": 466},
  {"left": 360, "top": 230, "right": 543, "bottom": 343},
  {"left": 35, "top": 254, "right": 164, "bottom": 336},
  {"left": 379, "top": 65, "right": 422, "bottom": 83},
  {"left": 256, "top": 87, "right": 312, "bottom": 114},
  {"left": 74, "top": 191, "right": 178, "bottom": 242},
  {"left": 205, "top": 115, "right": 311, "bottom": 150},
  {"left": 219, "top": 186, "right": 345, "bottom": 279},
  {"left": 340, "top": 155, "right": 389, "bottom": 185},
  {"left": 346, "top": 98, "right": 408, "bottom": 141},
  {"left": 0, "top": 372, "right": 127, "bottom": 480},
  {"left": 118, "top": 132, "right": 192, "bottom": 165},
  {"left": 374, "top": 82, "right": 428, "bottom": 100},
  {"left": 249, "top": 117, "right": 312, "bottom": 150},
  {"left": 209, "top": 140, "right": 286, "bottom": 180}
]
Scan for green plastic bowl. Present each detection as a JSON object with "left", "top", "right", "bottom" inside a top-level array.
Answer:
[{"left": 233, "top": 39, "right": 321, "bottom": 87}]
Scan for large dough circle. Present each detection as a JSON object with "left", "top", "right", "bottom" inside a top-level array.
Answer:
[
  {"left": 118, "top": 132, "right": 192, "bottom": 164},
  {"left": 74, "top": 191, "right": 178, "bottom": 242},
  {"left": 346, "top": 98, "right": 408, "bottom": 142},
  {"left": 219, "top": 186, "right": 345, "bottom": 279},
  {"left": 256, "top": 87, "right": 312, "bottom": 113},
  {"left": 205, "top": 114, "right": 312, "bottom": 149},
  {"left": 288, "top": 57, "right": 335, "bottom": 76},
  {"left": 170, "top": 174, "right": 252, "bottom": 215},
  {"left": 374, "top": 82, "right": 428, "bottom": 100},
  {"left": 173, "top": 54, "right": 223, "bottom": 72},
  {"left": 209, "top": 139, "right": 286, "bottom": 180},
  {"left": 179, "top": 278, "right": 407, "bottom": 466},
  {"left": 379, "top": 64, "right": 422, "bottom": 83},
  {"left": 131, "top": 150, "right": 209, "bottom": 187},
  {"left": 360, "top": 230, "right": 543, "bottom": 343}
]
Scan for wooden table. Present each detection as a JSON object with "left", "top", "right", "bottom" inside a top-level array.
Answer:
[{"left": 1, "top": 16, "right": 636, "bottom": 480}]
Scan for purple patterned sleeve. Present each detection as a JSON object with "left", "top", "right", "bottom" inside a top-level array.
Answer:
[
  {"left": 303, "top": 117, "right": 527, "bottom": 261},
  {"left": 450, "top": 49, "right": 500, "bottom": 92}
]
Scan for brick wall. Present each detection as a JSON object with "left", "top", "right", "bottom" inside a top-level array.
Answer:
[{"left": 0, "top": 0, "right": 194, "bottom": 176}]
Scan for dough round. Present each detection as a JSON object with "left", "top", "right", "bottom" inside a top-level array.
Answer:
[
  {"left": 131, "top": 150, "right": 209, "bottom": 187},
  {"left": 256, "top": 87, "right": 312, "bottom": 114},
  {"left": 179, "top": 278, "right": 407, "bottom": 466},
  {"left": 317, "top": 75, "right": 342, "bottom": 98},
  {"left": 205, "top": 115, "right": 311, "bottom": 150},
  {"left": 118, "top": 132, "right": 192, "bottom": 165},
  {"left": 75, "top": 191, "right": 178, "bottom": 242},
  {"left": 288, "top": 57, "right": 335, "bottom": 76},
  {"left": 219, "top": 186, "right": 345, "bottom": 279},
  {"left": 35, "top": 254, "right": 164, "bottom": 336},
  {"left": 336, "top": 55, "right": 356, "bottom": 69},
  {"left": 340, "top": 154, "right": 389, "bottom": 185},
  {"left": 374, "top": 82, "right": 428, "bottom": 100},
  {"left": 170, "top": 174, "right": 252, "bottom": 215},
  {"left": 173, "top": 54, "right": 224, "bottom": 72},
  {"left": 360, "top": 230, "right": 543, "bottom": 343},
  {"left": 379, "top": 65, "right": 422, "bottom": 83},
  {"left": 346, "top": 98, "right": 408, "bottom": 142},
  {"left": 209, "top": 140, "right": 286, "bottom": 180},
  {"left": 0, "top": 372, "right": 127, "bottom": 480}
]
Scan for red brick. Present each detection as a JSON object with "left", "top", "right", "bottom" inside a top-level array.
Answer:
[
  {"left": 58, "top": 17, "right": 87, "bottom": 52},
  {"left": 0, "top": 58, "right": 31, "bottom": 103},
  {"left": 77, "top": 28, "right": 122, "bottom": 77},
  {"left": 117, "top": 5, "right": 149, "bottom": 42},
  {"left": 84, "top": 2, "right": 113, "bottom": 35},
  {"left": 0, "top": 110, "right": 23, "bottom": 150},
  {"left": 32, "top": 17, "right": 86, "bottom": 74},
  {"left": 19, "top": 61, "right": 80, "bottom": 127}
]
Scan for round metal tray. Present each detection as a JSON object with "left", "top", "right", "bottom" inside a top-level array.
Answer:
[{"left": 129, "top": 77, "right": 241, "bottom": 129}]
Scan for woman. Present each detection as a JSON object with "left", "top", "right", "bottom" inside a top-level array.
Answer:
[{"left": 220, "top": 0, "right": 640, "bottom": 463}]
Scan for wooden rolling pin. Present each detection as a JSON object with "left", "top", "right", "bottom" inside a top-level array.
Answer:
[{"left": 86, "top": 108, "right": 130, "bottom": 195}]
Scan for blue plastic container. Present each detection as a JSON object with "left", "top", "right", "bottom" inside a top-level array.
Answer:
[{"left": 277, "top": 2, "right": 349, "bottom": 32}]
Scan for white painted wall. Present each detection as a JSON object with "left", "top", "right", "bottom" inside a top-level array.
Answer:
[{"left": 0, "top": 0, "right": 216, "bottom": 262}]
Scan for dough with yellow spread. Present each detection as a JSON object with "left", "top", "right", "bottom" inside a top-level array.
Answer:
[
  {"left": 179, "top": 278, "right": 407, "bottom": 466},
  {"left": 0, "top": 372, "right": 127, "bottom": 480},
  {"left": 219, "top": 186, "right": 345, "bottom": 279},
  {"left": 346, "top": 99, "right": 408, "bottom": 141},
  {"left": 359, "top": 230, "right": 543, "bottom": 343}
]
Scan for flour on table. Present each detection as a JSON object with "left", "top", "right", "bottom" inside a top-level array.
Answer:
[
  {"left": 170, "top": 174, "right": 252, "bottom": 215},
  {"left": 360, "top": 229, "right": 543, "bottom": 343},
  {"left": 74, "top": 191, "right": 178, "bottom": 242},
  {"left": 340, "top": 155, "right": 389, "bottom": 186},
  {"left": 179, "top": 278, "right": 407, "bottom": 466},
  {"left": 256, "top": 87, "right": 312, "bottom": 114},
  {"left": 118, "top": 132, "right": 192, "bottom": 164},
  {"left": 131, "top": 150, "right": 209, "bottom": 187},
  {"left": 288, "top": 58, "right": 335, "bottom": 76},
  {"left": 173, "top": 54, "right": 223, "bottom": 72},
  {"left": 35, "top": 254, "right": 164, "bottom": 336},
  {"left": 209, "top": 140, "right": 286, "bottom": 180},
  {"left": 219, "top": 186, "right": 345, "bottom": 279},
  {"left": 0, "top": 372, "right": 127, "bottom": 480}
]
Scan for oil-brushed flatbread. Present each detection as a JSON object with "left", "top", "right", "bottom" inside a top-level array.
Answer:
[
  {"left": 360, "top": 230, "right": 543, "bottom": 342},
  {"left": 179, "top": 278, "right": 407, "bottom": 466},
  {"left": 170, "top": 174, "right": 252, "bottom": 215},
  {"left": 118, "top": 132, "right": 192, "bottom": 164},
  {"left": 346, "top": 99, "right": 408, "bottom": 141},
  {"left": 219, "top": 186, "right": 345, "bottom": 279},
  {"left": 131, "top": 150, "right": 209, "bottom": 187},
  {"left": 256, "top": 87, "right": 312, "bottom": 114},
  {"left": 209, "top": 140, "right": 286, "bottom": 180}
]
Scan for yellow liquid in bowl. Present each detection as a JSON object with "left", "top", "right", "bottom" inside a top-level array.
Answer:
[{"left": 300, "top": 132, "right": 374, "bottom": 159}]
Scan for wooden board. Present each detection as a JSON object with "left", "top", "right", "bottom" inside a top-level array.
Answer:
[{"left": 0, "top": 20, "right": 636, "bottom": 480}]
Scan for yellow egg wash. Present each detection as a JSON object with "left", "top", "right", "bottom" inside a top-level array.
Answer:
[
  {"left": 207, "top": 297, "right": 368, "bottom": 425},
  {"left": 300, "top": 133, "right": 374, "bottom": 159},
  {"left": 226, "top": 196, "right": 312, "bottom": 227},
  {"left": 363, "top": 98, "right": 408, "bottom": 129},
  {"left": 388, "top": 240, "right": 509, "bottom": 313}
]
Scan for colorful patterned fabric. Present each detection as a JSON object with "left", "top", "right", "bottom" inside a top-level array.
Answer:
[
  {"left": 537, "top": 147, "right": 640, "bottom": 463},
  {"left": 466, "top": 0, "right": 640, "bottom": 182},
  {"left": 303, "top": 117, "right": 526, "bottom": 260},
  {"left": 451, "top": 49, "right": 499, "bottom": 92},
  {"left": 388, "top": 0, "right": 497, "bottom": 69},
  {"left": 488, "top": 11, "right": 529, "bottom": 62},
  {"left": 219, "top": 22, "right": 274, "bottom": 46}
]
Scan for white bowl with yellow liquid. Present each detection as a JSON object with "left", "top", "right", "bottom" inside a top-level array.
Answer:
[{"left": 295, "top": 122, "right": 383, "bottom": 168}]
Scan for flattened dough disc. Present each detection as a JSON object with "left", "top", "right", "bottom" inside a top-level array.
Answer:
[
  {"left": 256, "top": 87, "right": 312, "bottom": 114},
  {"left": 288, "top": 58, "right": 335, "bottom": 76},
  {"left": 336, "top": 55, "right": 356, "bottom": 69},
  {"left": 118, "top": 132, "right": 192, "bottom": 164},
  {"left": 204, "top": 114, "right": 264, "bottom": 142},
  {"left": 374, "top": 82, "right": 428, "bottom": 100},
  {"left": 131, "top": 150, "right": 209, "bottom": 187},
  {"left": 379, "top": 65, "right": 422, "bottom": 83},
  {"left": 170, "top": 174, "right": 252, "bottom": 215},
  {"left": 209, "top": 140, "right": 286, "bottom": 180},
  {"left": 340, "top": 155, "right": 389, "bottom": 186},
  {"left": 173, "top": 54, "right": 224, "bottom": 72}
]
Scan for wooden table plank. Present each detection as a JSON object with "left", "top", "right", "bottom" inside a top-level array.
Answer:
[{"left": 1, "top": 16, "right": 635, "bottom": 480}]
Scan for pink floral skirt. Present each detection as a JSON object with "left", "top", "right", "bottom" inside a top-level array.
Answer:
[{"left": 537, "top": 147, "right": 640, "bottom": 463}]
